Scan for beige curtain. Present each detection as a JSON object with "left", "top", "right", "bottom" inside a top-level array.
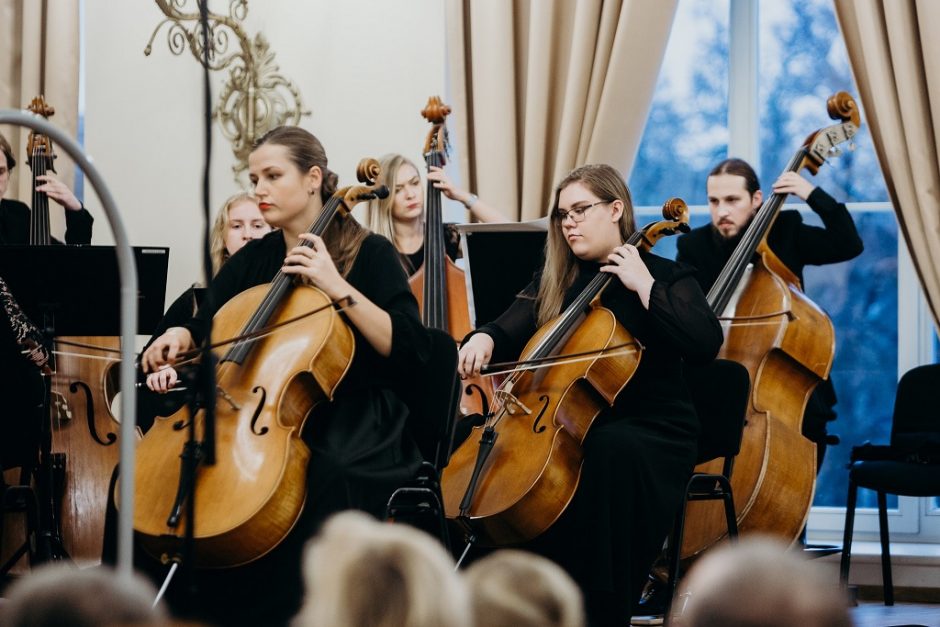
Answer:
[
  {"left": 445, "top": 0, "right": 677, "bottom": 220},
  {"left": 0, "top": 0, "right": 80, "bottom": 230},
  {"left": 834, "top": 0, "right": 940, "bottom": 331}
]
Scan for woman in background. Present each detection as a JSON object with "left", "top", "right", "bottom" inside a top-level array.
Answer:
[{"left": 365, "top": 153, "right": 506, "bottom": 275}]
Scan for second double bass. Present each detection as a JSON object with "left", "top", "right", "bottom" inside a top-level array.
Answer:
[{"left": 679, "top": 92, "right": 863, "bottom": 558}]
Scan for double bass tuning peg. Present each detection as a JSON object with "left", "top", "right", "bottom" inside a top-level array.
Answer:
[{"left": 828, "top": 146, "right": 843, "bottom": 158}]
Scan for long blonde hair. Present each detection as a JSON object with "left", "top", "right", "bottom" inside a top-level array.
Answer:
[
  {"left": 209, "top": 192, "right": 255, "bottom": 275},
  {"left": 252, "top": 126, "right": 368, "bottom": 277},
  {"left": 365, "top": 153, "right": 421, "bottom": 249},
  {"left": 536, "top": 164, "right": 636, "bottom": 326}
]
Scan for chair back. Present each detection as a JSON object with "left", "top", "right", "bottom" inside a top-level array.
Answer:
[
  {"left": 890, "top": 363, "right": 940, "bottom": 444},
  {"left": 399, "top": 328, "right": 460, "bottom": 471},
  {"left": 686, "top": 359, "right": 750, "bottom": 464}
]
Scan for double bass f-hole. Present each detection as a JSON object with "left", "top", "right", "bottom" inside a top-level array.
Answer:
[{"left": 69, "top": 380, "right": 117, "bottom": 446}]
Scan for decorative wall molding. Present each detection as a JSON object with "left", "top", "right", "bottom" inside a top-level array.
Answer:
[{"left": 145, "top": 0, "right": 310, "bottom": 181}]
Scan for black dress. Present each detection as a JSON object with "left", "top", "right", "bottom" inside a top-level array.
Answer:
[
  {"left": 399, "top": 222, "right": 461, "bottom": 276},
  {"left": 473, "top": 252, "right": 722, "bottom": 625},
  {"left": 142, "top": 230, "right": 429, "bottom": 626},
  {"left": 675, "top": 186, "right": 864, "bottom": 464}
]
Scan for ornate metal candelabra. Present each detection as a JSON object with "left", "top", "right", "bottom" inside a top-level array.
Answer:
[{"left": 145, "top": 0, "right": 310, "bottom": 181}]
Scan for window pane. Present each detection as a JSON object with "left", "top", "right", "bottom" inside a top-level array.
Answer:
[
  {"left": 804, "top": 208, "right": 898, "bottom": 508},
  {"left": 629, "top": 0, "right": 729, "bottom": 206},
  {"left": 758, "top": 0, "right": 888, "bottom": 203}
]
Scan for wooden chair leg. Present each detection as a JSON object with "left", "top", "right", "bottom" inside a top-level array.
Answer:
[{"left": 876, "top": 491, "right": 894, "bottom": 606}]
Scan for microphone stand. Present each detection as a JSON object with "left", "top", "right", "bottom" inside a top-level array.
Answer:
[{"left": 156, "top": 0, "right": 216, "bottom": 613}]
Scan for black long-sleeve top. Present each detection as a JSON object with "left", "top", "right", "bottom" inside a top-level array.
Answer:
[
  {"left": 676, "top": 186, "right": 864, "bottom": 291},
  {"left": 182, "top": 229, "right": 431, "bottom": 396},
  {"left": 476, "top": 251, "right": 723, "bottom": 418},
  {"left": 0, "top": 198, "right": 93, "bottom": 245}
]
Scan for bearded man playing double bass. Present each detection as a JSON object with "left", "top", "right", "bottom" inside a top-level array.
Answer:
[{"left": 676, "top": 157, "right": 864, "bottom": 469}]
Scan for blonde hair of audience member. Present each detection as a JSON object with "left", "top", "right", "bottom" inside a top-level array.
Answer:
[
  {"left": 294, "top": 510, "right": 471, "bottom": 627},
  {"left": 0, "top": 564, "right": 167, "bottom": 627},
  {"left": 674, "top": 536, "right": 851, "bottom": 627},
  {"left": 464, "top": 549, "right": 585, "bottom": 627},
  {"left": 208, "top": 192, "right": 271, "bottom": 275}
]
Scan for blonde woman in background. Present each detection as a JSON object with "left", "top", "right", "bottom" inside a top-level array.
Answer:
[
  {"left": 294, "top": 510, "right": 471, "bottom": 627},
  {"left": 144, "top": 192, "right": 271, "bottom": 395},
  {"left": 365, "top": 153, "right": 507, "bottom": 275}
]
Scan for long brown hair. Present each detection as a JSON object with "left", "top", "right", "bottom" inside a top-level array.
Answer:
[
  {"left": 536, "top": 164, "right": 636, "bottom": 326},
  {"left": 252, "top": 126, "right": 368, "bottom": 277}
]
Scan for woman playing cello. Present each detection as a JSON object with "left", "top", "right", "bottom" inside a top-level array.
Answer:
[
  {"left": 139, "top": 126, "right": 429, "bottom": 626},
  {"left": 457, "top": 164, "right": 722, "bottom": 626}
]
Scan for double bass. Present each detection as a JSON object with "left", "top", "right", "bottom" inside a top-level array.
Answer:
[
  {"left": 681, "top": 92, "right": 861, "bottom": 558},
  {"left": 25, "top": 95, "right": 126, "bottom": 567},
  {"left": 130, "top": 160, "right": 387, "bottom": 568},
  {"left": 408, "top": 96, "right": 493, "bottom": 416},
  {"left": 442, "top": 200, "right": 690, "bottom": 545}
]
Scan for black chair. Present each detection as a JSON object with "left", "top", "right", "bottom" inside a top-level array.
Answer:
[
  {"left": 839, "top": 363, "right": 940, "bottom": 606},
  {"left": 664, "top": 358, "right": 750, "bottom": 614},
  {"left": 0, "top": 465, "right": 40, "bottom": 577},
  {"left": 385, "top": 328, "right": 461, "bottom": 544}
]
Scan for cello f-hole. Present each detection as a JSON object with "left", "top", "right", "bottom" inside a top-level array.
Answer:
[
  {"left": 531, "top": 395, "right": 550, "bottom": 433},
  {"left": 249, "top": 386, "right": 269, "bottom": 436}
]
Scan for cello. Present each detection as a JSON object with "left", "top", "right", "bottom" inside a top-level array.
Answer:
[
  {"left": 24, "top": 95, "right": 127, "bottom": 567},
  {"left": 408, "top": 96, "right": 493, "bottom": 416},
  {"left": 680, "top": 92, "right": 861, "bottom": 558},
  {"left": 129, "top": 159, "right": 387, "bottom": 568},
  {"left": 442, "top": 199, "right": 690, "bottom": 545}
]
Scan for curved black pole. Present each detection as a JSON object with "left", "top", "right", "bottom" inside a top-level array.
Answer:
[{"left": 0, "top": 109, "right": 138, "bottom": 577}]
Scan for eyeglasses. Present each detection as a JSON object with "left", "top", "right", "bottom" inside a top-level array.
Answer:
[{"left": 552, "top": 200, "right": 610, "bottom": 223}]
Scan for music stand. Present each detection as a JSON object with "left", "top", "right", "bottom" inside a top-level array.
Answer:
[
  {"left": 0, "top": 245, "right": 169, "bottom": 562},
  {"left": 456, "top": 219, "right": 548, "bottom": 327}
]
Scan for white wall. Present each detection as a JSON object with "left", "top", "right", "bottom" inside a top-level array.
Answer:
[{"left": 84, "top": 0, "right": 446, "bottom": 307}]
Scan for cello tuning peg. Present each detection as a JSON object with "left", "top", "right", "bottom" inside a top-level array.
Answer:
[
  {"left": 847, "top": 141, "right": 857, "bottom": 152},
  {"left": 828, "top": 146, "right": 843, "bottom": 158}
]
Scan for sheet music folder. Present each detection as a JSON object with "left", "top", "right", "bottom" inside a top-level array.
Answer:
[
  {"left": 0, "top": 245, "right": 169, "bottom": 336},
  {"left": 457, "top": 218, "right": 548, "bottom": 328}
]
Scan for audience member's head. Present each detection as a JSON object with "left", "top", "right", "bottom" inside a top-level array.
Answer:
[
  {"left": 0, "top": 564, "right": 166, "bottom": 627},
  {"left": 675, "top": 536, "right": 851, "bottom": 627},
  {"left": 464, "top": 549, "right": 585, "bottom": 627},
  {"left": 294, "top": 510, "right": 470, "bottom": 627}
]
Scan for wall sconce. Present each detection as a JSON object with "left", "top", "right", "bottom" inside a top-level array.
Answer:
[{"left": 145, "top": 0, "right": 310, "bottom": 182}]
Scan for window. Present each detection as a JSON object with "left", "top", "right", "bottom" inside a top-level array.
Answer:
[
  {"left": 630, "top": 0, "right": 938, "bottom": 543},
  {"left": 628, "top": 0, "right": 729, "bottom": 207}
]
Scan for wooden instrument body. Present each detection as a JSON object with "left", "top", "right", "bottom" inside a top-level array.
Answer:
[
  {"left": 130, "top": 283, "right": 354, "bottom": 568},
  {"left": 409, "top": 256, "right": 493, "bottom": 415},
  {"left": 44, "top": 336, "right": 129, "bottom": 566},
  {"left": 681, "top": 245, "right": 833, "bottom": 557},
  {"left": 442, "top": 305, "right": 640, "bottom": 545}
]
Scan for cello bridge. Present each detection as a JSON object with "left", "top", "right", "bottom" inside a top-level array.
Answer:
[{"left": 493, "top": 389, "right": 532, "bottom": 416}]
